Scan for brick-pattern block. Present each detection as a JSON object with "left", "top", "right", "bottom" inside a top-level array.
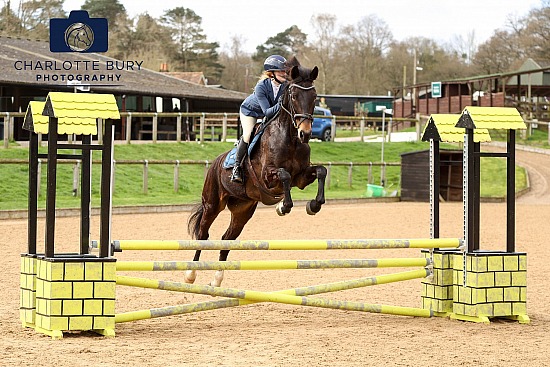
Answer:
[
  {"left": 20, "top": 255, "right": 37, "bottom": 327},
  {"left": 452, "top": 252, "right": 527, "bottom": 320},
  {"left": 33, "top": 255, "right": 116, "bottom": 338},
  {"left": 421, "top": 250, "right": 458, "bottom": 314}
]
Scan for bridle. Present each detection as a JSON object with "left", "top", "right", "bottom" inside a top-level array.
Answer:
[{"left": 281, "top": 82, "right": 316, "bottom": 129}]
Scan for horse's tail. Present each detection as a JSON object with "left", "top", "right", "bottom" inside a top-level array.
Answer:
[{"left": 187, "top": 203, "right": 204, "bottom": 240}]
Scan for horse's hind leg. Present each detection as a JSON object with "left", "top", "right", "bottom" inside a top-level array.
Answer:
[
  {"left": 209, "top": 200, "right": 258, "bottom": 287},
  {"left": 185, "top": 200, "right": 226, "bottom": 284}
]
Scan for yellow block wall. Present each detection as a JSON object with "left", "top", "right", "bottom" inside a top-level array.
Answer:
[
  {"left": 452, "top": 252, "right": 527, "bottom": 317},
  {"left": 421, "top": 250, "right": 457, "bottom": 313},
  {"left": 20, "top": 255, "right": 37, "bottom": 326},
  {"left": 34, "top": 257, "right": 116, "bottom": 333}
]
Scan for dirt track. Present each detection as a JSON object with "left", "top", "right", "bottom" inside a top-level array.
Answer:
[{"left": 1, "top": 146, "right": 550, "bottom": 367}]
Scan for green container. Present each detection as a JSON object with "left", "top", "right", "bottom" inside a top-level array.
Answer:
[{"left": 366, "top": 184, "right": 385, "bottom": 197}]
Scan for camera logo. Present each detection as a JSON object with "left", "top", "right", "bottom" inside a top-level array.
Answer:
[{"left": 50, "top": 10, "right": 108, "bottom": 53}]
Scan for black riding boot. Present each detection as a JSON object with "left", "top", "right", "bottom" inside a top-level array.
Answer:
[{"left": 230, "top": 139, "right": 248, "bottom": 183}]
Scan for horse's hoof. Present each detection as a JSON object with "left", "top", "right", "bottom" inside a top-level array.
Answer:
[
  {"left": 208, "top": 270, "right": 224, "bottom": 289},
  {"left": 184, "top": 270, "right": 197, "bottom": 284},
  {"left": 306, "top": 200, "right": 321, "bottom": 215},
  {"left": 276, "top": 202, "right": 288, "bottom": 216}
]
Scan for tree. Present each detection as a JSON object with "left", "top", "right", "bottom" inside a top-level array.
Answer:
[
  {"left": 219, "top": 35, "right": 257, "bottom": 92},
  {"left": 309, "top": 14, "right": 337, "bottom": 94},
  {"left": 0, "top": 1, "right": 23, "bottom": 36},
  {"left": 160, "top": 7, "right": 223, "bottom": 79},
  {"left": 336, "top": 15, "right": 394, "bottom": 94},
  {"left": 81, "top": 0, "right": 126, "bottom": 30},
  {"left": 253, "top": 25, "right": 308, "bottom": 62},
  {"left": 123, "top": 13, "right": 173, "bottom": 70},
  {"left": 19, "top": 0, "right": 65, "bottom": 39},
  {"left": 522, "top": 3, "right": 550, "bottom": 60},
  {"left": 448, "top": 30, "right": 477, "bottom": 65},
  {"left": 473, "top": 29, "right": 525, "bottom": 74}
]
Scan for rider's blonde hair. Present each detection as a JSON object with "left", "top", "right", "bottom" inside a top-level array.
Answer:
[{"left": 259, "top": 70, "right": 275, "bottom": 81}]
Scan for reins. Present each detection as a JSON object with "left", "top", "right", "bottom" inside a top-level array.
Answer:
[{"left": 281, "top": 82, "right": 315, "bottom": 129}]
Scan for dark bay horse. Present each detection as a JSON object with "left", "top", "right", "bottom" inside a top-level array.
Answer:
[{"left": 186, "top": 57, "right": 327, "bottom": 286}]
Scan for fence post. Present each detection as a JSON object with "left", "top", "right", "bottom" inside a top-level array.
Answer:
[
  {"left": 126, "top": 112, "right": 132, "bottom": 144},
  {"left": 3, "top": 113, "right": 9, "bottom": 148},
  {"left": 174, "top": 160, "right": 180, "bottom": 193},
  {"left": 199, "top": 113, "right": 205, "bottom": 143},
  {"left": 152, "top": 113, "right": 158, "bottom": 143},
  {"left": 381, "top": 162, "right": 387, "bottom": 187},
  {"left": 326, "top": 162, "right": 332, "bottom": 189},
  {"left": 388, "top": 117, "right": 393, "bottom": 142},
  {"left": 360, "top": 118, "right": 365, "bottom": 142},
  {"left": 72, "top": 161, "right": 80, "bottom": 197},
  {"left": 222, "top": 113, "right": 228, "bottom": 142},
  {"left": 368, "top": 162, "right": 373, "bottom": 184},
  {"left": 37, "top": 159, "right": 42, "bottom": 197},
  {"left": 204, "top": 160, "right": 209, "bottom": 180},
  {"left": 143, "top": 160, "right": 148, "bottom": 194},
  {"left": 348, "top": 162, "right": 353, "bottom": 188},
  {"left": 331, "top": 116, "right": 336, "bottom": 141},
  {"left": 8, "top": 113, "right": 14, "bottom": 142},
  {"left": 110, "top": 160, "right": 116, "bottom": 196},
  {"left": 177, "top": 113, "right": 182, "bottom": 143},
  {"left": 97, "top": 118, "right": 103, "bottom": 145}
]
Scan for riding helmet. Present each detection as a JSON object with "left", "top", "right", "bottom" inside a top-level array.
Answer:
[{"left": 263, "top": 55, "right": 287, "bottom": 71}]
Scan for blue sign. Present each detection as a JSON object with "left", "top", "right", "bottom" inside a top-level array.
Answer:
[{"left": 50, "top": 10, "right": 108, "bottom": 53}]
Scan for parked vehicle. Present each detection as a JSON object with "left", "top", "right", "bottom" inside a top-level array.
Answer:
[{"left": 312, "top": 106, "right": 333, "bottom": 141}]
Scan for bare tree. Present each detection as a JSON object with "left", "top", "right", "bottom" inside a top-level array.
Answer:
[
  {"left": 336, "top": 15, "right": 394, "bottom": 94},
  {"left": 219, "top": 35, "right": 256, "bottom": 92},
  {"left": 309, "top": 13, "right": 337, "bottom": 94},
  {"left": 523, "top": 3, "right": 550, "bottom": 60}
]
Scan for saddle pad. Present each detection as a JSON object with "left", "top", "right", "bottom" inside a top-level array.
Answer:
[{"left": 222, "top": 131, "right": 263, "bottom": 169}]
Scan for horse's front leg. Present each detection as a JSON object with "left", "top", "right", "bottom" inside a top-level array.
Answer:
[
  {"left": 295, "top": 165, "right": 327, "bottom": 215},
  {"left": 275, "top": 168, "right": 293, "bottom": 216}
]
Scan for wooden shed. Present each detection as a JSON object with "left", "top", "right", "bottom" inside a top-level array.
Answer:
[{"left": 400, "top": 149, "right": 464, "bottom": 202}]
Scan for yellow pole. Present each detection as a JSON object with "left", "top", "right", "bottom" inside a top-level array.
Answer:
[
  {"left": 116, "top": 271, "right": 432, "bottom": 321},
  {"left": 115, "top": 268, "right": 430, "bottom": 323},
  {"left": 110, "top": 238, "right": 461, "bottom": 251},
  {"left": 115, "top": 258, "right": 430, "bottom": 272}
]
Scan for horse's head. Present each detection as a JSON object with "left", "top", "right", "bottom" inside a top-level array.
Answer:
[{"left": 282, "top": 57, "right": 319, "bottom": 143}]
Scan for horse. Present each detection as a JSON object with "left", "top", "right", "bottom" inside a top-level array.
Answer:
[
  {"left": 66, "top": 25, "right": 92, "bottom": 51},
  {"left": 186, "top": 57, "right": 327, "bottom": 287}
]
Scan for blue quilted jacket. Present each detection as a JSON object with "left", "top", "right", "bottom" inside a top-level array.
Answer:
[{"left": 240, "top": 78, "right": 287, "bottom": 120}]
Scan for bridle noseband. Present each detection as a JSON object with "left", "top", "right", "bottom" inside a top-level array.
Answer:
[{"left": 281, "top": 82, "right": 315, "bottom": 129}]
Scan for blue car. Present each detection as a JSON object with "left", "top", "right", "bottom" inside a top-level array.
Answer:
[{"left": 312, "top": 106, "right": 333, "bottom": 141}]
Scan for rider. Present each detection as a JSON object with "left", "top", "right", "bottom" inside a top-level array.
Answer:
[{"left": 231, "top": 54, "right": 288, "bottom": 183}]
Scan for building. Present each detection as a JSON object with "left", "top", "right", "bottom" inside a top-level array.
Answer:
[
  {"left": 0, "top": 36, "right": 247, "bottom": 140},
  {"left": 393, "top": 59, "right": 550, "bottom": 120}
]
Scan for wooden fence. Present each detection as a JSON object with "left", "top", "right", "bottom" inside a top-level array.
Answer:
[
  {"left": 0, "top": 159, "right": 400, "bottom": 196},
  {"left": 0, "top": 111, "right": 421, "bottom": 147}
]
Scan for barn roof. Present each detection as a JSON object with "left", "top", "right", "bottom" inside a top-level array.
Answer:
[
  {"left": 421, "top": 113, "right": 491, "bottom": 143},
  {"left": 23, "top": 92, "right": 120, "bottom": 135},
  {"left": 0, "top": 36, "right": 246, "bottom": 102},
  {"left": 456, "top": 107, "right": 526, "bottom": 130}
]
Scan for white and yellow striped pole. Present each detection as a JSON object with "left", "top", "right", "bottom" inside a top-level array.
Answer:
[
  {"left": 102, "top": 238, "right": 462, "bottom": 252},
  {"left": 115, "top": 258, "right": 431, "bottom": 272},
  {"left": 115, "top": 268, "right": 432, "bottom": 323}
]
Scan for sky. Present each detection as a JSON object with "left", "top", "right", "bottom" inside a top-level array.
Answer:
[{"left": 61, "top": 0, "right": 543, "bottom": 53}]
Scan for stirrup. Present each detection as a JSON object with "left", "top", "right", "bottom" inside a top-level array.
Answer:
[{"left": 231, "top": 166, "right": 243, "bottom": 183}]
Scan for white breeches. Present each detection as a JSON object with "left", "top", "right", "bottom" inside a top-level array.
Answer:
[{"left": 240, "top": 113, "right": 258, "bottom": 143}]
